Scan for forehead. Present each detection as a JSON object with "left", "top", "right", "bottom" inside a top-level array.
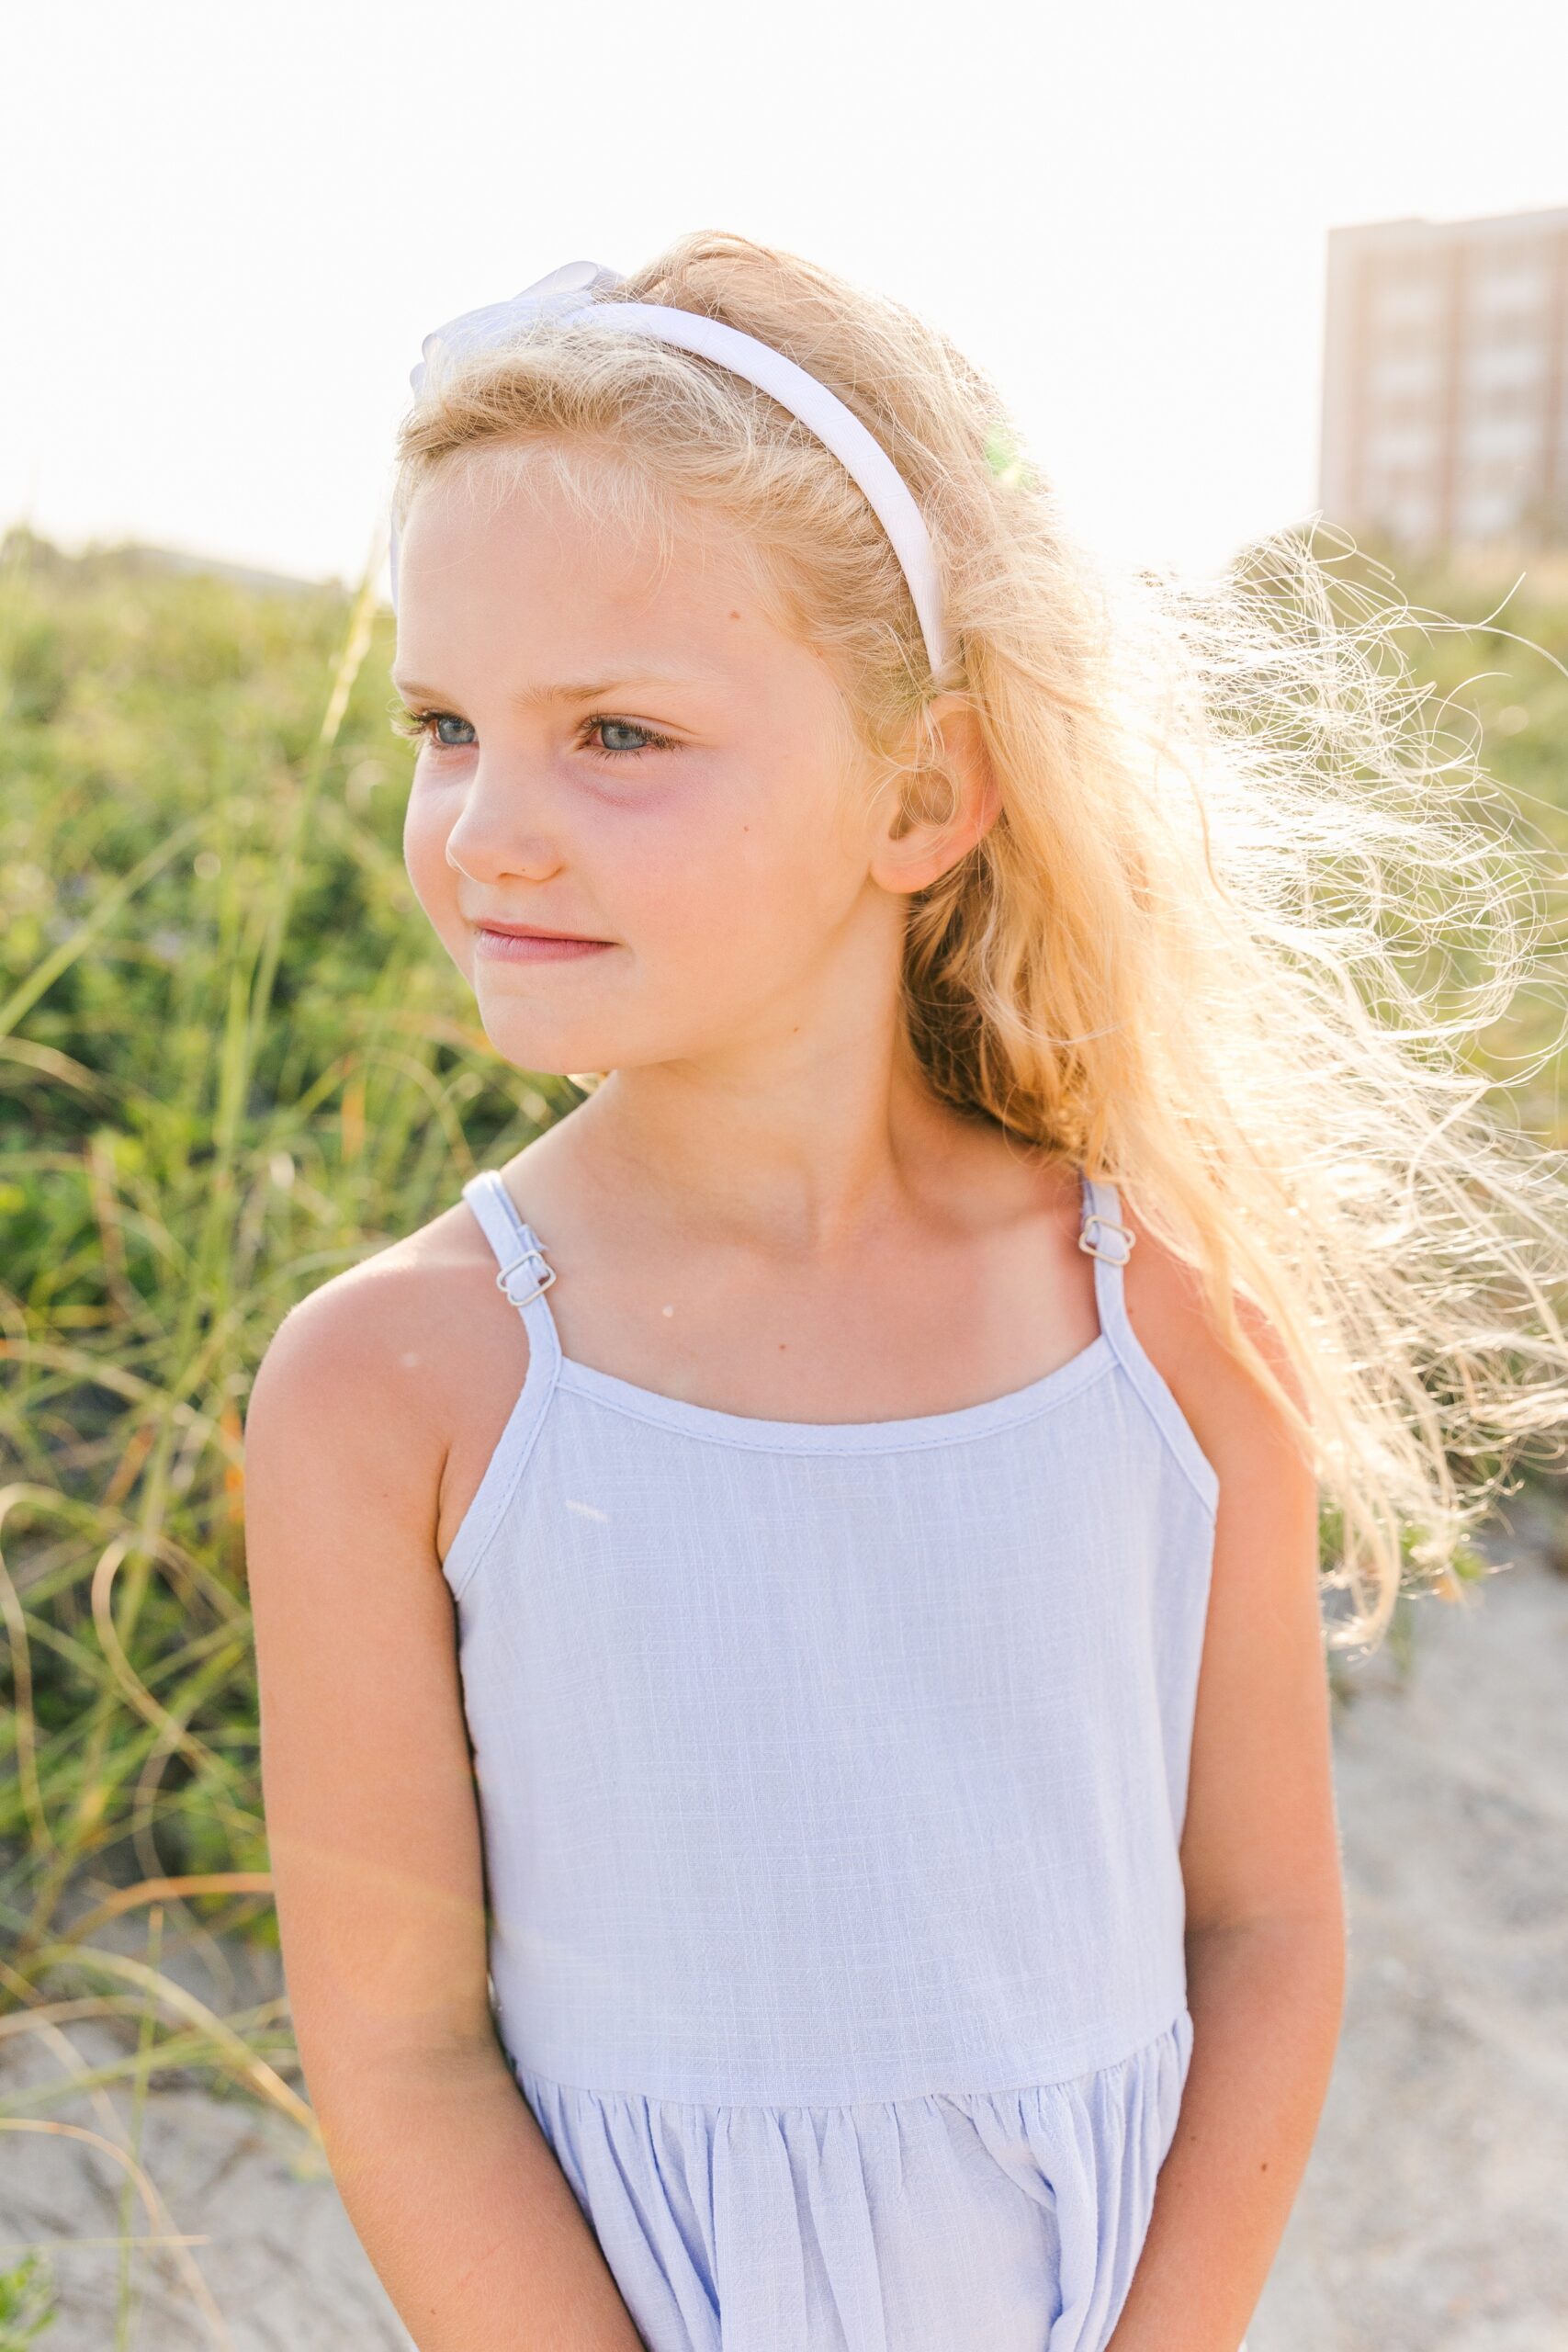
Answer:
[{"left": 396, "top": 444, "right": 772, "bottom": 639}]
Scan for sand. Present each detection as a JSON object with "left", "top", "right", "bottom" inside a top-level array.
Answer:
[
  {"left": 1253, "top": 1489, "right": 1568, "bottom": 2352},
  {"left": 5, "top": 1496, "right": 1564, "bottom": 2350}
]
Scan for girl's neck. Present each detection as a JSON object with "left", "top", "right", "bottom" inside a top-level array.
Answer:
[{"left": 545, "top": 1036, "right": 1023, "bottom": 1260}]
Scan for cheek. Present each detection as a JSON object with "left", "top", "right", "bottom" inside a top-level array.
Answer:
[
  {"left": 402, "top": 775, "right": 459, "bottom": 926},
  {"left": 623, "top": 773, "right": 859, "bottom": 972}
]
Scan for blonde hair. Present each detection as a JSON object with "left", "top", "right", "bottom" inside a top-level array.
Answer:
[{"left": 391, "top": 228, "right": 1568, "bottom": 1651}]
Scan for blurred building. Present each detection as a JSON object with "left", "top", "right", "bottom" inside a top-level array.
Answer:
[{"left": 1319, "top": 204, "right": 1568, "bottom": 550}]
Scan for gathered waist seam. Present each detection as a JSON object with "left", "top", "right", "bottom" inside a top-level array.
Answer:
[{"left": 504, "top": 2006, "right": 1192, "bottom": 2116}]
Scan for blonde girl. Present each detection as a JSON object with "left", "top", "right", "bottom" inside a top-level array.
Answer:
[{"left": 243, "top": 232, "right": 1568, "bottom": 2352}]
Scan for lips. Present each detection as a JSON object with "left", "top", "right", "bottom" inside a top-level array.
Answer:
[
  {"left": 474, "top": 920, "right": 609, "bottom": 941},
  {"left": 473, "top": 923, "right": 615, "bottom": 963}
]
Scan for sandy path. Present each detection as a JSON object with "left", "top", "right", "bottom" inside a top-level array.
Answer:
[
  {"left": 1252, "top": 1498, "right": 1568, "bottom": 2351},
  {"left": 5, "top": 1507, "right": 1564, "bottom": 2349}
]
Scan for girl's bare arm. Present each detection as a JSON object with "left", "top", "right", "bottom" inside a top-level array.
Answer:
[
  {"left": 1104, "top": 1221, "right": 1348, "bottom": 2352},
  {"left": 243, "top": 1267, "right": 646, "bottom": 2352}
]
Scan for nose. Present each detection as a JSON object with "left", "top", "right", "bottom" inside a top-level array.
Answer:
[{"left": 444, "top": 756, "right": 567, "bottom": 884}]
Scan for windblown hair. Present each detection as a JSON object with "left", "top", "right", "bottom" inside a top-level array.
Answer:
[{"left": 391, "top": 229, "right": 1568, "bottom": 1651}]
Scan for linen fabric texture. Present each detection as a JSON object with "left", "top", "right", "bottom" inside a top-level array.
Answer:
[{"left": 444, "top": 1166, "right": 1231, "bottom": 2352}]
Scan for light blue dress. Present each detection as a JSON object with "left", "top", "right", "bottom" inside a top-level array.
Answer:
[{"left": 446, "top": 1167, "right": 1233, "bottom": 2352}]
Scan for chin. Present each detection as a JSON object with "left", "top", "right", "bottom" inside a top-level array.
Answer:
[
  {"left": 479, "top": 1027, "right": 598, "bottom": 1080},
  {"left": 473, "top": 1006, "right": 623, "bottom": 1078},
  {"left": 476, "top": 992, "right": 728, "bottom": 1079}
]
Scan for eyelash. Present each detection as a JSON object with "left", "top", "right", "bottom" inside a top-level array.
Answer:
[{"left": 389, "top": 706, "right": 678, "bottom": 763}]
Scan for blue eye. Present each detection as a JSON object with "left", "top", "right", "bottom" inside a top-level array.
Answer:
[
  {"left": 584, "top": 717, "right": 678, "bottom": 762},
  {"left": 391, "top": 707, "right": 477, "bottom": 752}
]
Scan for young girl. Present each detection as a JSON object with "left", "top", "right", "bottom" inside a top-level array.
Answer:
[{"left": 243, "top": 233, "right": 1568, "bottom": 2352}]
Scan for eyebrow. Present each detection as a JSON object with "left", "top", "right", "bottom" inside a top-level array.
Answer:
[{"left": 389, "top": 672, "right": 709, "bottom": 707}]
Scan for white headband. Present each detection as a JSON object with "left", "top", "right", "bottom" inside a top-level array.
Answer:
[{"left": 388, "top": 258, "right": 949, "bottom": 680}]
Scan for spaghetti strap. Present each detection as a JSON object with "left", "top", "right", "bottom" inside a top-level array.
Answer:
[
  {"left": 1077, "top": 1171, "right": 1136, "bottom": 1334},
  {"left": 461, "top": 1169, "right": 563, "bottom": 1374},
  {"left": 1078, "top": 1171, "right": 1218, "bottom": 1513}
]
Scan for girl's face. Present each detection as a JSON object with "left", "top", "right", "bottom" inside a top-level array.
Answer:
[{"left": 395, "top": 448, "right": 904, "bottom": 1081}]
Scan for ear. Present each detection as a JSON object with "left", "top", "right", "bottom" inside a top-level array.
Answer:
[{"left": 867, "top": 695, "right": 1003, "bottom": 897}]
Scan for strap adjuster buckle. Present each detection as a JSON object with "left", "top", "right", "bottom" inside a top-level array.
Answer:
[
  {"left": 1078, "top": 1213, "right": 1135, "bottom": 1264},
  {"left": 494, "top": 1245, "right": 556, "bottom": 1307}
]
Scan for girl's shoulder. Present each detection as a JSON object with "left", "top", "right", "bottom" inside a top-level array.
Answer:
[
  {"left": 1116, "top": 1191, "right": 1314, "bottom": 1494},
  {"left": 246, "top": 1194, "right": 528, "bottom": 1577}
]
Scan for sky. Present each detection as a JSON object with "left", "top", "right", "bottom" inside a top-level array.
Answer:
[{"left": 6, "top": 0, "right": 1567, "bottom": 595}]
